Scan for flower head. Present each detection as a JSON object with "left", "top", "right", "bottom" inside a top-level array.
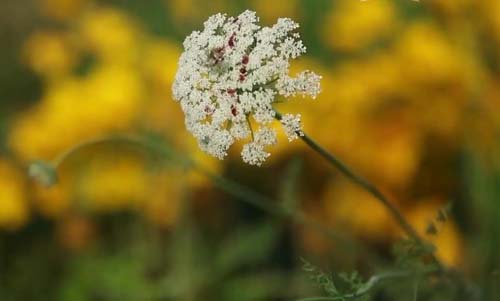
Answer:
[{"left": 172, "top": 10, "right": 321, "bottom": 165}]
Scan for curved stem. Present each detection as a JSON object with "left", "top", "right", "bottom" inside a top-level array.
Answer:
[
  {"left": 51, "top": 135, "right": 141, "bottom": 168},
  {"left": 44, "top": 134, "right": 380, "bottom": 262},
  {"left": 298, "top": 132, "right": 422, "bottom": 242},
  {"left": 273, "top": 111, "right": 422, "bottom": 243}
]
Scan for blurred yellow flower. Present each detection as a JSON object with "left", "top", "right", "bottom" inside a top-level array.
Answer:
[
  {"left": 79, "top": 7, "right": 140, "bottom": 62},
  {"left": 482, "top": 0, "right": 500, "bottom": 45},
  {"left": 406, "top": 200, "right": 463, "bottom": 267},
  {"left": 417, "top": 94, "right": 465, "bottom": 140},
  {"left": 356, "top": 113, "right": 422, "bottom": 188},
  {"left": 139, "top": 39, "right": 223, "bottom": 186},
  {"left": 9, "top": 65, "right": 143, "bottom": 161},
  {"left": 144, "top": 99, "right": 222, "bottom": 188},
  {"left": 9, "top": 3, "right": 222, "bottom": 229},
  {"left": 394, "top": 22, "right": 474, "bottom": 141},
  {"left": 278, "top": 57, "right": 420, "bottom": 187},
  {"left": 84, "top": 64, "right": 143, "bottom": 130},
  {"left": 185, "top": 145, "right": 223, "bottom": 188},
  {"left": 75, "top": 154, "right": 151, "bottom": 212},
  {"left": 396, "top": 23, "right": 464, "bottom": 86},
  {"left": 322, "top": 179, "right": 395, "bottom": 241},
  {"left": 69, "top": 149, "right": 185, "bottom": 227},
  {"left": 34, "top": 180, "right": 72, "bottom": 218},
  {"left": 323, "top": 0, "right": 398, "bottom": 52},
  {"left": 142, "top": 170, "right": 182, "bottom": 227},
  {"left": 0, "top": 160, "right": 29, "bottom": 230},
  {"left": 142, "top": 39, "right": 181, "bottom": 96},
  {"left": 23, "top": 30, "right": 77, "bottom": 77},
  {"left": 269, "top": 60, "right": 338, "bottom": 162}
]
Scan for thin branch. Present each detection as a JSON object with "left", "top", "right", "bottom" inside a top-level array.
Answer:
[
  {"left": 299, "top": 132, "right": 422, "bottom": 242},
  {"left": 273, "top": 111, "right": 421, "bottom": 242},
  {"left": 39, "top": 134, "right": 376, "bottom": 261},
  {"left": 273, "top": 111, "right": 444, "bottom": 271}
]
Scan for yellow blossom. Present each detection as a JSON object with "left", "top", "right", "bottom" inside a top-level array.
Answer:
[
  {"left": 23, "top": 30, "right": 77, "bottom": 77},
  {"left": 354, "top": 113, "right": 422, "bottom": 188},
  {"left": 142, "top": 39, "right": 181, "bottom": 95},
  {"left": 396, "top": 23, "right": 464, "bottom": 86},
  {"left": 406, "top": 200, "right": 464, "bottom": 267},
  {"left": 74, "top": 153, "right": 152, "bottom": 212},
  {"left": 142, "top": 170, "right": 182, "bottom": 227},
  {"left": 323, "top": 0, "right": 398, "bottom": 52},
  {"left": 83, "top": 64, "right": 143, "bottom": 131},
  {"left": 9, "top": 65, "right": 143, "bottom": 161},
  {"left": 482, "top": 0, "right": 500, "bottom": 46},
  {"left": 269, "top": 60, "right": 338, "bottom": 162},
  {"left": 79, "top": 8, "right": 140, "bottom": 62},
  {"left": 34, "top": 180, "right": 72, "bottom": 218},
  {"left": 69, "top": 149, "right": 185, "bottom": 225},
  {"left": 322, "top": 179, "right": 395, "bottom": 241},
  {"left": 0, "top": 160, "right": 29, "bottom": 230},
  {"left": 140, "top": 39, "right": 222, "bottom": 187}
]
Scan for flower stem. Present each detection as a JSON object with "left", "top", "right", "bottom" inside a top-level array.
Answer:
[
  {"left": 300, "top": 132, "right": 422, "bottom": 242},
  {"left": 246, "top": 114, "right": 255, "bottom": 141},
  {"left": 40, "top": 134, "right": 380, "bottom": 261},
  {"left": 50, "top": 135, "right": 130, "bottom": 168},
  {"left": 273, "top": 112, "right": 422, "bottom": 244}
]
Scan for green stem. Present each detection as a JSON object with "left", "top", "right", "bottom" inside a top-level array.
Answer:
[
  {"left": 43, "top": 134, "right": 376, "bottom": 261},
  {"left": 273, "top": 111, "right": 422, "bottom": 243},
  {"left": 51, "top": 135, "right": 138, "bottom": 168},
  {"left": 274, "top": 110, "right": 450, "bottom": 273},
  {"left": 246, "top": 114, "right": 255, "bottom": 141},
  {"left": 299, "top": 132, "right": 422, "bottom": 242}
]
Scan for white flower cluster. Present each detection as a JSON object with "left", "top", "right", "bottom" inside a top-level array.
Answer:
[
  {"left": 172, "top": 10, "right": 321, "bottom": 165},
  {"left": 280, "top": 113, "right": 304, "bottom": 142}
]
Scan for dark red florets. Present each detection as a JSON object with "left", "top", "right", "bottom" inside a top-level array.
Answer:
[
  {"left": 242, "top": 55, "right": 249, "bottom": 65},
  {"left": 231, "top": 104, "right": 238, "bottom": 116},
  {"left": 228, "top": 33, "right": 236, "bottom": 48}
]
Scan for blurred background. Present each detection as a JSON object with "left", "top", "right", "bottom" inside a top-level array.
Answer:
[{"left": 1, "top": 0, "right": 500, "bottom": 300}]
